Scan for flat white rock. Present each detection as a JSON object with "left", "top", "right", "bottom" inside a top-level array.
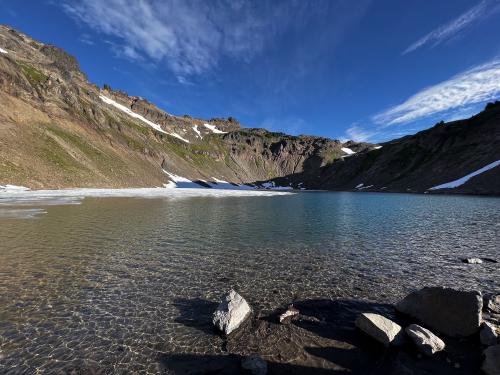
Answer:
[
  {"left": 355, "top": 313, "right": 403, "bottom": 346},
  {"left": 405, "top": 324, "right": 445, "bottom": 356},
  {"left": 212, "top": 290, "right": 251, "bottom": 335}
]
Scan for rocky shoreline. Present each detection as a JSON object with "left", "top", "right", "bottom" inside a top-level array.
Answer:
[{"left": 161, "top": 287, "right": 499, "bottom": 374}]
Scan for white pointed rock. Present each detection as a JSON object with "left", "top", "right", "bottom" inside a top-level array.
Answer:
[
  {"left": 355, "top": 313, "right": 404, "bottom": 346},
  {"left": 212, "top": 290, "right": 251, "bottom": 335},
  {"left": 405, "top": 324, "right": 445, "bottom": 356}
]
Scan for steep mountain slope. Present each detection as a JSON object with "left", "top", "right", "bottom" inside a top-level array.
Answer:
[
  {"left": 0, "top": 25, "right": 366, "bottom": 189},
  {"left": 291, "top": 102, "right": 500, "bottom": 195},
  {"left": 0, "top": 25, "right": 499, "bottom": 194}
]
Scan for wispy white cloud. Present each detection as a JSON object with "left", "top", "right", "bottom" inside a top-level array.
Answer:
[
  {"left": 403, "top": 0, "right": 500, "bottom": 54},
  {"left": 373, "top": 59, "right": 500, "bottom": 126},
  {"left": 342, "top": 124, "right": 376, "bottom": 142},
  {"left": 61, "top": 0, "right": 317, "bottom": 83}
]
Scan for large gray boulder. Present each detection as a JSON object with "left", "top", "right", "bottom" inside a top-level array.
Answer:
[
  {"left": 482, "top": 345, "right": 500, "bottom": 375},
  {"left": 405, "top": 324, "right": 445, "bottom": 356},
  {"left": 396, "top": 287, "right": 482, "bottom": 337},
  {"left": 355, "top": 313, "right": 404, "bottom": 346},
  {"left": 213, "top": 290, "right": 251, "bottom": 335}
]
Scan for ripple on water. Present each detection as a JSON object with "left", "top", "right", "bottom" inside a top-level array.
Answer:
[{"left": 0, "top": 192, "right": 498, "bottom": 373}]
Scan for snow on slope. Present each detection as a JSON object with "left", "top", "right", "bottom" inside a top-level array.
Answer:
[
  {"left": 341, "top": 147, "right": 355, "bottom": 155},
  {"left": 169, "top": 132, "right": 190, "bottom": 143},
  {"left": 192, "top": 125, "right": 202, "bottom": 138},
  {"left": 0, "top": 47, "right": 8, "bottom": 54},
  {"left": 429, "top": 160, "right": 500, "bottom": 190},
  {"left": 99, "top": 95, "right": 189, "bottom": 142},
  {"left": 204, "top": 123, "right": 227, "bottom": 134}
]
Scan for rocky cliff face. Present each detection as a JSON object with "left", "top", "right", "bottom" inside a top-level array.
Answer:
[{"left": 0, "top": 25, "right": 498, "bottom": 194}]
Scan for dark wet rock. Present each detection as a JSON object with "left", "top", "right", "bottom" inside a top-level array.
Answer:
[
  {"left": 462, "top": 258, "right": 483, "bottom": 264},
  {"left": 213, "top": 290, "right": 251, "bottom": 335},
  {"left": 278, "top": 305, "right": 299, "bottom": 324},
  {"left": 355, "top": 313, "right": 404, "bottom": 346},
  {"left": 241, "top": 354, "right": 267, "bottom": 375},
  {"left": 480, "top": 322, "right": 499, "bottom": 346},
  {"left": 396, "top": 287, "right": 482, "bottom": 337},
  {"left": 405, "top": 324, "right": 445, "bottom": 356},
  {"left": 482, "top": 345, "right": 500, "bottom": 375},
  {"left": 487, "top": 295, "right": 500, "bottom": 314}
]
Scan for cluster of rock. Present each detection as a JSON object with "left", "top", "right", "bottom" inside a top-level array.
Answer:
[
  {"left": 211, "top": 288, "right": 500, "bottom": 374},
  {"left": 354, "top": 287, "right": 499, "bottom": 374}
]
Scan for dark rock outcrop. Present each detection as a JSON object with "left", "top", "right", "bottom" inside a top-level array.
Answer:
[{"left": 396, "top": 287, "right": 482, "bottom": 337}]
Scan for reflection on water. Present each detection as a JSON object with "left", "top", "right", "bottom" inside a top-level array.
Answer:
[{"left": 0, "top": 192, "right": 498, "bottom": 373}]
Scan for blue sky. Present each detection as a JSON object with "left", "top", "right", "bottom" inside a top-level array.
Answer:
[{"left": 1, "top": 0, "right": 500, "bottom": 142}]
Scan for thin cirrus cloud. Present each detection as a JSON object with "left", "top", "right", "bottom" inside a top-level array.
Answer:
[
  {"left": 372, "top": 58, "right": 500, "bottom": 126},
  {"left": 403, "top": 0, "right": 500, "bottom": 55},
  {"left": 342, "top": 124, "right": 376, "bottom": 143},
  {"left": 61, "top": 0, "right": 315, "bottom": 83}
]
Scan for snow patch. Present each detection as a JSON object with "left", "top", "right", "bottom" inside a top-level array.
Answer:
[
  {"left": 204, "top": 123, "right": 227, "bottom": 134},
  {"left": 0, "top": 47, "right": 8, "bottom": 54},
  {"left": 169, "top": 133, "right": 190, "bottom": 143},
  {"left": 100, "top": 95, "right": 191, "bottom": 142},
  {"left": 0, "top": 184, "right": 30, "bottom": 191},
  {"left": 100, "top": 95, "right": 167, "bottom": 134},
  {"left": 0, "top": 187, "right": 292, "bottom": 205},
  {"left": 342, "top": 147, "right": 355, "bottom": 155},
  {"left": 373, "top": 146, "right": 382, "bottom": 150},
  {"left": 429, "top": 160, "right": 500, "bottom": 190},
  {"left": 355, "top": 183, "right": 364, "bottom": 189},
  {"left": 192, "top": 125, "right": 202, "bottom": 138}
]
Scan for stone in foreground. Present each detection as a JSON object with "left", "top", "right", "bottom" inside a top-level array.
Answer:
[
  {"left": 355, "top": 313, "right": 403, "bottom": 346},
  {"left": 396, "top": 287, "right": 482, "bottom": 337},
  {"left": 241, "top": 354, "right": 267, "bottom": 375},
  {"left": 481, "top": 322, "right": 499, "bottom": 346},
  {"left": 482, "top": 345, "right": 500, "bottom": 375},
  {"left": 405, "top": 324, "right": 445, "bottom": 356},
  {"left": 213, "top": 290, "right": 251, "bottom": 335},
  {"left": 279, "top": 305, "right": 299, "bottom": 324}
]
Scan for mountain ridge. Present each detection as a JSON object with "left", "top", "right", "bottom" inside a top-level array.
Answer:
[{"left": 0, "top": 25, "right": 499, "bottom": 195}]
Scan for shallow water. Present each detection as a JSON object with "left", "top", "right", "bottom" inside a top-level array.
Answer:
[{"left": 0, "top": 191, "right": 498, "bottom": 373}]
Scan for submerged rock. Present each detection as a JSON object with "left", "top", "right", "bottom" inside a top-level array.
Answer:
[
  {"left": 278, "top": 305, "right": 299, "bottom": 324},
  {"left": 481, "top": 322, "right": 499, "bottom": 346},
  {"left": 355, "top": 313, "right": 404, "bottom": 346},
  {"left": 405, "top": 324, "right": 445, "bottom": 356},
  {"left": 396, "top": 287, "right": 482, "bottom": 337},
  {"left": 462, "top": 258, "right": 483, "bottom": 264},
  {"left": 213, "top": 290, "right": 251, "bottom": 335},
  {"left": 241, "top": 354, "right": 267, "bottom": 375},
  {"left": 482, "top": 345, "right": 500, "bottom": 375}
]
